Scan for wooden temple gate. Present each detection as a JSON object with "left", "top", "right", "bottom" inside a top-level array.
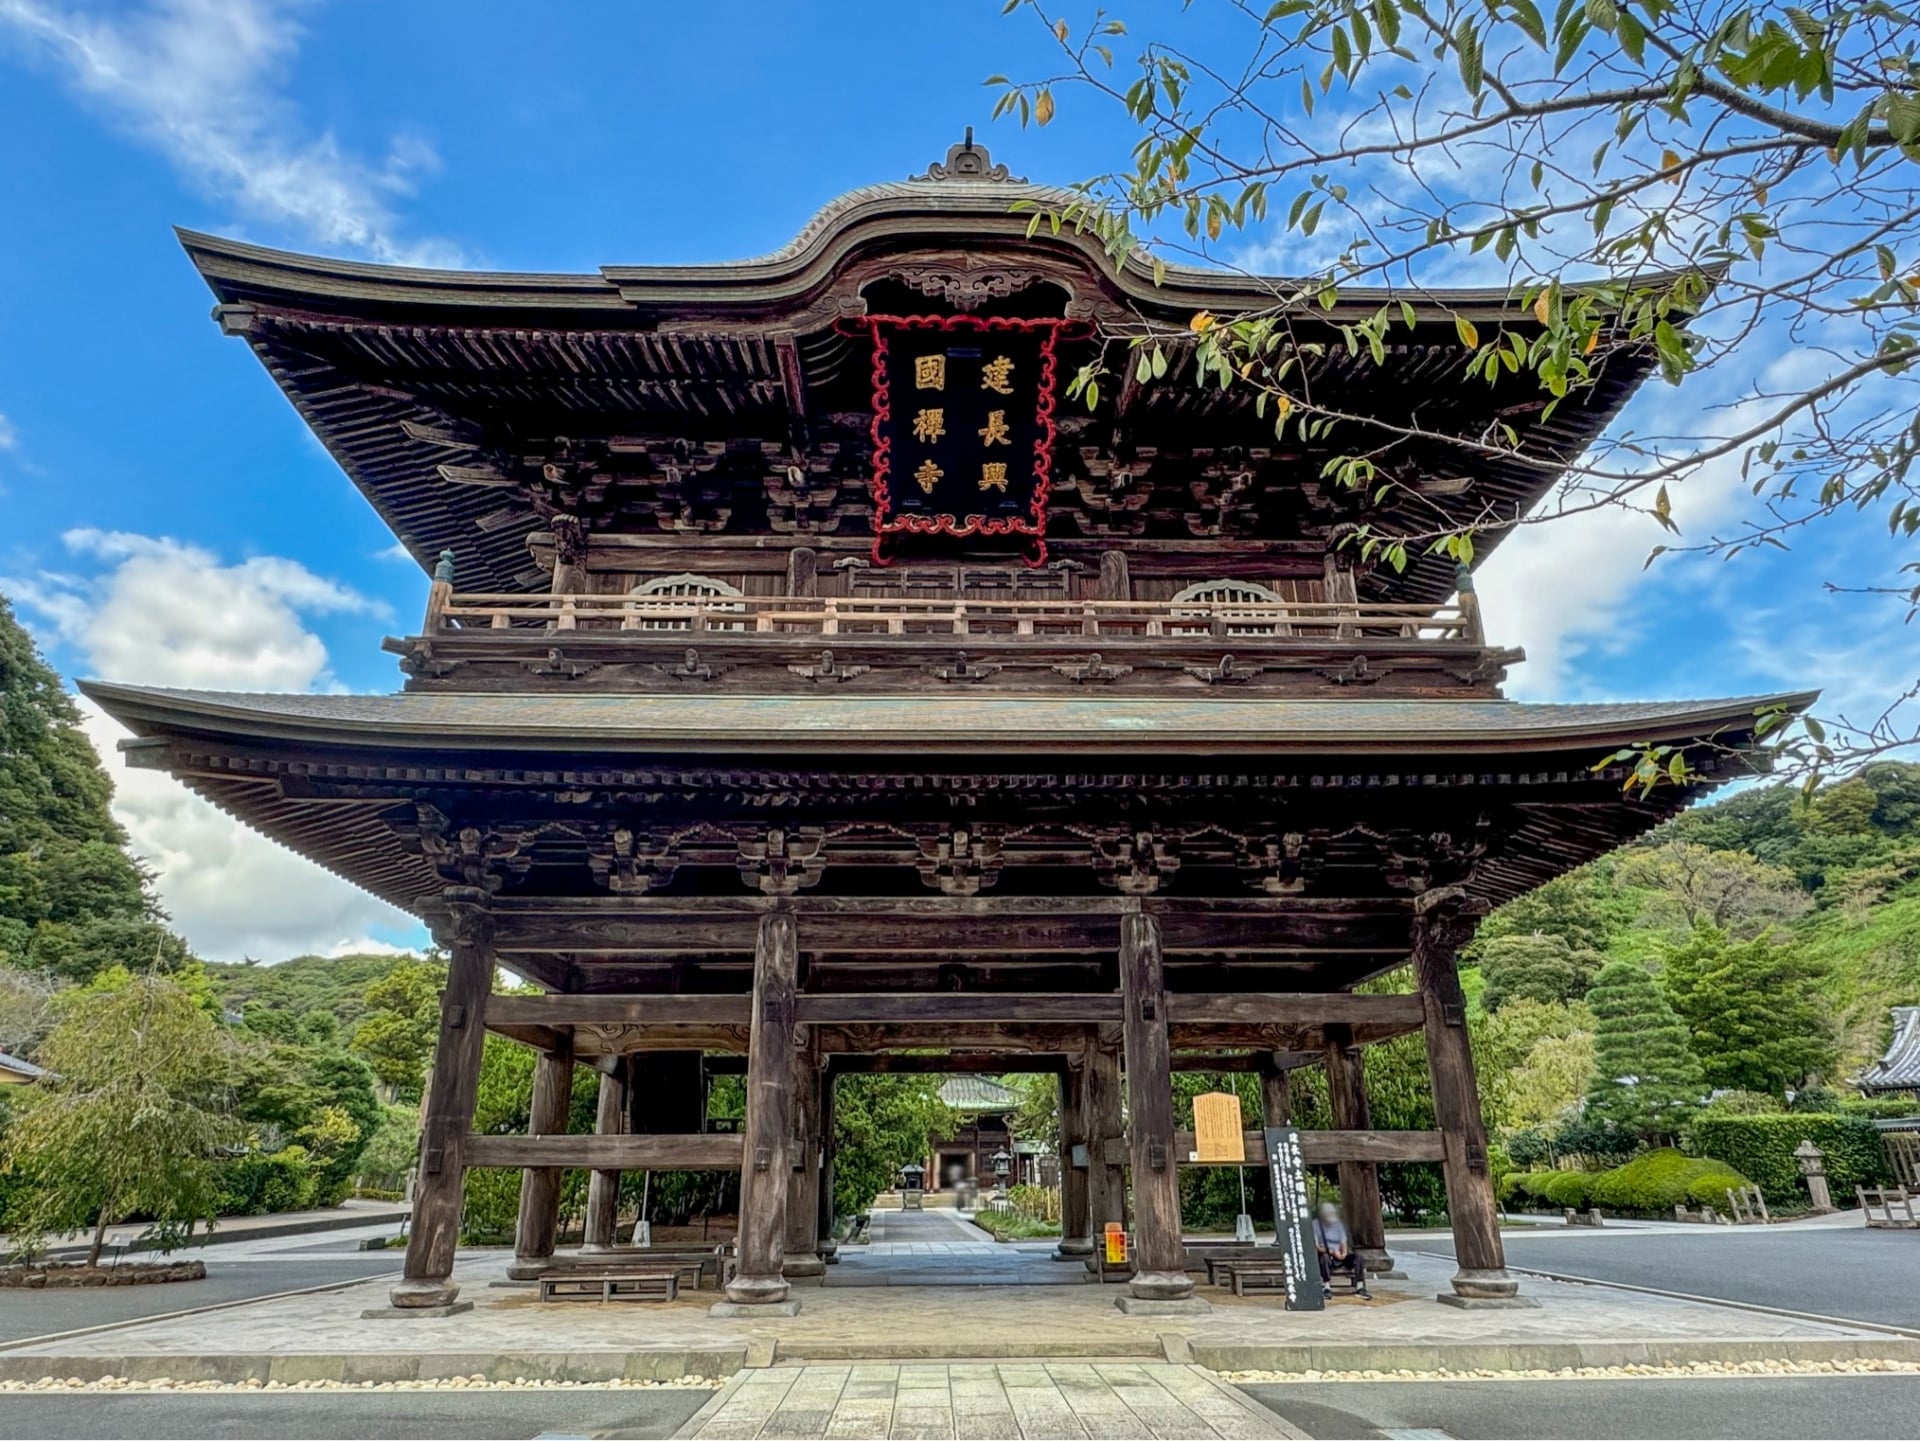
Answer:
[{"left": 86, "top": 136, "right": 1807, "bottom": 1321}]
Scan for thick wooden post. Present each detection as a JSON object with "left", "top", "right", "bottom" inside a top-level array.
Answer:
[
  {"left": 582, "top": 1058, "right": 629, "bottom": 1250},
  {"left": 724, "top": 907, "right": 798, "bottom": 1307},
  {"left": 784, "top": 1042, "right": 825, "bottom": 1278},
  {"left": 1118, "top": 909, "right": 1195, "bottom": 1304},
  {"left": 390, "top": 888, "right": 491, "bottom": 1312},
  {"left": 508, "top": 1034, "right": 575, "bottom": 1279},
  {"left": 1085, "top": 1042, "right": 1125, "bottom": 1239},
  {"left": 1053, "top": 1054, "right": 1093, "bottom": 1259},
  {"left": 1323, "top": 1023, "right": 1392, "bottom": 1273},
  {"left": 817, "top": 1069, "right": 838, "bottom": 1261},
  {"left": 1413, "top": 887, "right": 1530, "bottom": 1306},
  {"left": 1258, "top": 1054, "right": 1292, "bottom": 1129}
]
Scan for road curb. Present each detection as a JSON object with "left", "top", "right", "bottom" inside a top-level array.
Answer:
[
  {"left": 35, "top": 1209, "right": 411, "bottom": 1261},
  {"left": 0, "top": 1347, "right": 748, "bottom": 1386},
  {"left": 1185, "top": 1336, "right": 1920, "bottom": 1375}
]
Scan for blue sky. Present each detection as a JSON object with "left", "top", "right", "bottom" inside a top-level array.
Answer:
[{"left": 0, "top": 0, "right": 1907, "bottom": 961}]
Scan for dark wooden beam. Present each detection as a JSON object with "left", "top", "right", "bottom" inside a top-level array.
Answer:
[
  {"left": 1166, "top": 993, "right": 1425, "bottom": 1030},
  {"left": 827, "top": 1052, "right": 1071, "bottom": 1076},
  {"left": 1171, "top": 1050, "right": 1318, "bottom": 1073},
  {"left": 1098, "top": 1130, "right": 1445, "bottom": 1165},
  {"left": 487, "top": 994, "right": 753, "bottom": 1028},
  {"left": 464, "top": 1132, "right": 744, "bottom": 1170}
]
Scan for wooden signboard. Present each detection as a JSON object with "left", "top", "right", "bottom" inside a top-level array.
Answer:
[{"left": 1192, "top": 1092, "right": 1247, "bottom": 1163}]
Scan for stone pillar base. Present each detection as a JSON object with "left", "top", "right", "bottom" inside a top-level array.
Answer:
[
  {"left": 1115, "top": 1294, "right": 1212, "bottom": 1316},
  {"left": 1358, "top": 1248, "right": 1398, "bottom": 1275},
  {"left": 388, "top": 1277, "right": 461, "bottom": 1310},
  {"left": 724, "top": 1273, "right": 793, "bottom": 1307},
  {"left": 782, "top": 1253, "right": 827, "bottom": 1279},
  {"left": 1054, "top": 1237, "right": 1094, "bottom": 1261},
  {"left": 1125, "top": 1269, "right": 1195, "bottom": 1302},
  {"left": 1439, "top": 1267, "right": 1539, "bottom": 1308},
  {"left": 710, "top": 1299, "right": 803, "bottom": 1317},
  {"left": 505, "top": 1258, "right": 550, "bottom": 1281},
  {"left": 361, "top": 1300, "right": 472, "bottom": 1319}
]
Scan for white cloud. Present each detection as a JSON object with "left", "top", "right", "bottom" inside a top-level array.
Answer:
[
  {"left": 0, "top": 413, "right": 17, "bottom": 451},
  {"left": 322, "top": 936, "right": 424, "bottom": 960},
  {"left": 0, "top": 0, "right": 460, "bottom": 266},
  {"left": 8, "top": 530, "right": 417, "bottom": 963}
]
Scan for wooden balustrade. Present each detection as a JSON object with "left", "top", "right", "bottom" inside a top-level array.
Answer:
[{"left": 428, "top": 591, "right": 1479, "bottom": 643}]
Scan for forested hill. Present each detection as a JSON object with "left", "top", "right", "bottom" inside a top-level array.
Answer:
[
  {"left": 1467, "top": 760, "right": 1920, "bottom": 1101},
  {"left": 202, "top": 953, "right": 418, "bottom": 1034}
]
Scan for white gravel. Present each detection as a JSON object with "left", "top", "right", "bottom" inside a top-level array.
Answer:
[
  {"left": 0, "top": 1373, "right": 724, "bottom": 1393},
  {"left": 1223, "top": 1357, "right": 1920, "bottom": 1384}
]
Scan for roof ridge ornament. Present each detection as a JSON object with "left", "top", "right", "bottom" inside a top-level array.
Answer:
[{"left": 914, "top": 127, "right": 1025, "bottom": 184}]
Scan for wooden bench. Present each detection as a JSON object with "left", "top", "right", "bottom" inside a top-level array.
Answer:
[
  {"left": 1859, "top": 1186, "right": 1919, "bottom": 1229},
  {"left": 538, "top": 1268, "right": 682, "bottom": 1303},
  {"left": 1207, "top": 1253, "right": 1365, "bottom": 1298},
  {"left": 543, "top": 1247, "right": 725, "bottom": 1290}
]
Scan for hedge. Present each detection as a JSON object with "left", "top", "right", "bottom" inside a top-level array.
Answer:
[
  {"left": 1587, "top": 1149, "right": 1749, "bottom": 1214},
  {"left": 1539, "top": 1171, "right": 1595, "bottom": 1209},
  {"left": 216, "top": 1147, "right": 319, "bottom": 1216},
  {"left": 1688, "top": 1114, "right": 1892, "bottom": 1205}
]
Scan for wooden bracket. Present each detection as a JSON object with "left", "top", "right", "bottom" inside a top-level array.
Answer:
[
  {"left": 446, "top": 1003, "right": 468, "bottom": 1030},
  {"left": 754, "top": 1146, "right": 772, "bottom": 1173}
]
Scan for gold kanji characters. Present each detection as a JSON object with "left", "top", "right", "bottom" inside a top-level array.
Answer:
[
  {"left": 914, "top": 354, "right": 947, "bottom": 390},
  {"left": 979, "top": 462, "right": 1009, "bottom": 492},
  {"left": 913, "top": 459, "right": 943, "bottom": 494},
  {"left": 981, "top": 355, "right": 1015, "bottom": 395},
  {"left": 912, "top": 408, "right": 946, "bottom": 443},
  {"left": 978, "top": 410, "right": 1010, "bottom": 446}
]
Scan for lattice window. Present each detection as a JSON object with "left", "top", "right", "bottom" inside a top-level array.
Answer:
[
  {"left": 626, "top": 573, "right": 746, "bottom": 631},
  {"left": 1169, "top": 578, "right": 1292, "bottom": 636}
]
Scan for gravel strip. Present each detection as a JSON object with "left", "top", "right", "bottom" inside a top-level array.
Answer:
[
  {"left": 0, "top": 1373, "right": 724, "bottom": 1393},
  {"left": 1222, "top": 1358, "right": 1920, "bottom": 1384}
]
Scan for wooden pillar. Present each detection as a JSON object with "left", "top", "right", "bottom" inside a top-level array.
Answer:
[
  {"left": 1118, "top": 909, "right": 1194, "bottom": 1303},
  {"left": 582, "top": 1057, "right": 628, "bottom": 1250},
  {"left": 1323, "top": 1023, "right": 1392, "bottom": 1273},
  {"left": 1258, "top": 1054, "right": 1292, "bottom": 1129},
  {"left": 725, "top": 907, "right": 798, "bottom": 1307},
  {"left": 1413, "top": 887, "right": 1529, "bottom": 1306},
  {"left": 391, "top": 888, "right": 492, "bottom": 1311},
  {"left": 1054, "top": 1053, "right": 1092, "bottom": 1258},
  {"left": 508, "top": 1034, "right": 575, "bottom": 1279},
  {"left": 817, "top": 1069, "right": 839, "bottom": 1260},
  {"left": 1085, "top": 1041, "right": 1125, "bottom": 1237},
  {"left": 784, "top": 1042, "right": 825, "bottom": 1277}
]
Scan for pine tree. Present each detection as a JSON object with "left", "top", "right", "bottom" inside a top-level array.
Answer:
[
  {"left": 1661, "top": 929, "right": 1837, "bottom": 1096},
  {"left": 1480, "top": 933, "right": 1603, "bottom": 1010},
  {"left": 1583, "top": 960, "right": 1705, "bottom": 1146}
]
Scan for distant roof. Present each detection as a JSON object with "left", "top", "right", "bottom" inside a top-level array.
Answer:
[
  {"left": 940, "top": 1076, "right": 1020, "bottom": 1112},
  {"left": 0, "top": 1052, "right": 47, "bottom": 1085},
  {"left": 1858, "top": 1007, "right": 1920, "bottom": 1093}
]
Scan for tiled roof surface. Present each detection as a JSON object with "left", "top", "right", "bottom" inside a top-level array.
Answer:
[
  {"left": 1859, "top": 1007, "right": 1920, "bottom": 1092},
  {"left": 939, "top": 1076, "right": 1020, "bottom": 1112}
]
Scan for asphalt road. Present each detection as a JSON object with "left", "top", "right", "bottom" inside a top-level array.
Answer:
[
  {"left": 1244, "top": 1374, "right": 1920, "bottom": 1439},
  {"left": 0, "top": 1255, "right": 402, "bottom": 1345},
  {"left": 1404, "top": 1225, "right": 1920, "bottom": 1331},
  {"left": 0, "top": 1388, "right": 708, "bottom": 1439}
]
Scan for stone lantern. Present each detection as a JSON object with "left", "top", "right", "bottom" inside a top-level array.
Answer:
[
  {"left": 1793, "top": 1139, "right": 1834, "bottom": 1213},
  {"left": 899, "top": 1162, "right": 925, "bottom": 1212}
]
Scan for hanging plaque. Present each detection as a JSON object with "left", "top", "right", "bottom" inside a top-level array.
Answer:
[
  {"left": 1192, "top": 1092, "right": 1246, "bottom": 1163},
  {"left": 845, "top": 314, "right": 1077, "bottom": 566},
  {"left": 1264, "top": 1125, "right": 1325, "bottom": 1312}
]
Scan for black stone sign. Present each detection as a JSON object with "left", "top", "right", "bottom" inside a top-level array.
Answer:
[{"left": 1264, "top": 1125, "right": 1325, "bottom": 1311}]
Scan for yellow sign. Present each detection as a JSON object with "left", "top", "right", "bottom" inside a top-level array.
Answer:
[{"left": 1193, "top": 1091, "right": 1246, "bottom": 1163}]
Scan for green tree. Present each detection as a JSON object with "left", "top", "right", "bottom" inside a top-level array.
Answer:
[
  {"left": 1, "top": 971, "right": 238, "bottom": 1262},
  {"left": 830, "top": 1076, "right": 956, "bottom": 1218},
  {"left": 1469, "top": 870, "right": 1627, "bottom": 960},
  {"left": 1480, "top": 933, "right": 1602, "bottom": 1010},
  {"left": 1617, "top": 841, "right": 1810, "bottom": 939},
  {"left": 351, "top": 959, "right": 446, "bottom": 1101},
  {"left": 1661, "top": 929, "right": 1838, "bottom": 1095},
  {"left": 1585, "top": 961, "right": 1706, "bottom": 1145},
  {"left": 991, "top": 0, "right": 1920, "bottom": 766}
]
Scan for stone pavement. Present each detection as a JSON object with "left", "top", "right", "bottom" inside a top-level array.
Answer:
[
  {"left": 672, "top": 1362, "right": 1304, "bottom": 1440},
  {"left": 831, "top": 1210, "right": 1079, "bottom": 1288},
  {"left": 5, "top": 1243, "right": 1915, "bottom": 1385}
]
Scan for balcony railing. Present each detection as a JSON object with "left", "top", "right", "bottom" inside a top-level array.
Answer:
[{"left": 424, "top": 591, "right": 1485, "bottom": 645}]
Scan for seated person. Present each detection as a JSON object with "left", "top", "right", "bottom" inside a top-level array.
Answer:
[{"left": 1313, "top": 1202, "right": 1371, "bottom": 1299}]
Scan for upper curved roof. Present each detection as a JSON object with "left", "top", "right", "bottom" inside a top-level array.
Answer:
[{"left": 179, "top": 135, "right": 1665, "bottom": 601}]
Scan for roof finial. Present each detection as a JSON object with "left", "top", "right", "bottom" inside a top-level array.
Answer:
[{"left": 914, "top": 131, "right": 1025, "bottom": 184}]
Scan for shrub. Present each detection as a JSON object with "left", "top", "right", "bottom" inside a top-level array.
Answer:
[
  {"left": 1539, "top": 1171, "right": 1595, "bottom": 1209},
  {"left": 1586, "top": 1148, "right": 1748, "bottom": 1214},
  {"left": 217, "top": 1147, "right": 318, "bottom": 1217},
  {"left": 1688, "top": 1115, "right": 1893, "bottom": 1205}
]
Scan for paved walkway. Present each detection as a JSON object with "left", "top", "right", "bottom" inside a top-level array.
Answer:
[
  {"left": 674, "top": 1362, "right": 1302, "bottom": 1439},
  {"left": 830, "top": 1209, "right": 1079, "bottom": 1289}
]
